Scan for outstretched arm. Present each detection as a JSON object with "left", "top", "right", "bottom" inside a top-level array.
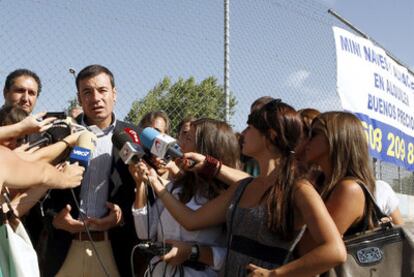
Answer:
[
  {"left": 182, "top": 152, "right": 250, "bottom": 188},
  {"left": 0, "top": 112, "right": 55, "bottom": 141},
  {"left": 136, "top": 161, "right": 235, "bottom": 230},
  {"left": 6, "top": 186, "right": 49, "bottom": 217},
  {"left": 0, "top": 146, "right": 84, "bottom": 191},
  {"left": 16, "top": 131, "right": 83, "bottom": 163}
]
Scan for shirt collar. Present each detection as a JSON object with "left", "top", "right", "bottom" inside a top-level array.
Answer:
[{"left": 80, "top": 113, "right": 117, "bottom": 137}]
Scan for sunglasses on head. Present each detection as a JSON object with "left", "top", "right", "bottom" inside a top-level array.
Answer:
[{"left": 263, "top": 98, "right": 282, "bottom": 111}]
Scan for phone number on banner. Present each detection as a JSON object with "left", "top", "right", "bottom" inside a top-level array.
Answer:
[{"left": 356, "top": 113, "right": 414, "bottom": 171}]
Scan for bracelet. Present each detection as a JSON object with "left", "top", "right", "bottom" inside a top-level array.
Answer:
[
  {"left": 61, "top": 139, "right": 71, "bottom": 148},
  {"left": 199, "top": 155, "right": 221, "bottom": 180}
]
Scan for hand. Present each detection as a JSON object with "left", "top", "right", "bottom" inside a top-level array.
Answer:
[
  {"left": 85, "top": 202, "right": 122, "bottom": 231},
  {"left": 18, "top": 112, "right": 56, "bottom": 135},
  {"left": 58, "top": 162, "right": 85, "bottom": 189},
  {"left": 161, "top": 240, "right": 191, "bottom": 266},
  {"left": 13, "top": 143, "right": 39, "bottom": 154},
  {"left": 176, "top": 152, "right": 205, "bottom": 172},
  {"left": 55, "top": 162, "right": 66, "bottom": 171},
  {"left": 52, "top": 204, "right": 86, "bottom": 233},
  {"left": 162, "top": 160, "right": 182, "bottom": 179},
  {"left": 128, "top": 162, "right": 147, "bottom": 186},
  {"left": 62, "top": 131, "right": 86, "bottom": 146},
  {"left": 130, "top": 161, "right": 165, "bottom": 194},
  {"left": 246, "top": 264, "right": 277, "bottom": 277}
]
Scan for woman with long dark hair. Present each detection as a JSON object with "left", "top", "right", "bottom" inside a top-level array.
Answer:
[
  {"left": 299, "top": 112, "right": 377, "bottom": 253},
  {"left": 131, "top": 118, "right": 240, "bottom": 276},
  {"left": 137, "top": 99, "right": 346, "bottom": 276}
]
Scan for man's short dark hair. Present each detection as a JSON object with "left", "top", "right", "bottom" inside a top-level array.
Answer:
[
  {"left": 76, "top": 64, "right": 115, "bottom": 90},
  {"left": 4, "top": 69, "right": 42, "bottom": 96}
]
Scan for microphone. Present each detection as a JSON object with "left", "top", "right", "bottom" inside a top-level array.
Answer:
[
  {"left": 28, "top": 121, "right": 72, "bottom": 149},
  {"left": 69, "top": 131, "right": 97, "bottom": 168},
  {"left": 139, "top": 127, "right": 186, "bottom": 161},
  {"left": 111, "top": 128, "right": 146, "bottom": 165}
]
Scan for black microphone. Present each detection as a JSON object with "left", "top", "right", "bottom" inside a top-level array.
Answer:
[
  {"left": 28, "top": 121, "right": 71, "bottom": 149},
  {"left": 112, "top": 128, "right": 146, "bottom": 165}
]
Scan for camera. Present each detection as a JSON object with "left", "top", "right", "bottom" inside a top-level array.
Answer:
[
  {"left": 44, "top": 112, "right": 67, "bottom": 119},
  {"left": 136, "top": 241, "right": 172, "bottom": 256}
]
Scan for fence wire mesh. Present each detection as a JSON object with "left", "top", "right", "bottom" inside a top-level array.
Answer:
[{"left": 0, "top": 0, "right": 412, "bottom": 194}]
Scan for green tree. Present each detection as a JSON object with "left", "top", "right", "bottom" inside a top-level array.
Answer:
[
  {"left": 125, "top": 76, "right": 237, "bottom": 134},
  {"left": 66, "top": 97, "right": 80, "bottom": 113}
]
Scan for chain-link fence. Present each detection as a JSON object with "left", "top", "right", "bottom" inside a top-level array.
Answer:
[{"left": 0, "top": 0, "right": 412, "bottom": 195}]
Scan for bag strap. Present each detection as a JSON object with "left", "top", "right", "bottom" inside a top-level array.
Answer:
[{"left": 355, "top": 180, "right": 390, "bottom": 226}]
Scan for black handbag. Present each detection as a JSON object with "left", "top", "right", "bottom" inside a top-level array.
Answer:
[{"left": 323, "top": 182, "right": 414, "bottom": 277}]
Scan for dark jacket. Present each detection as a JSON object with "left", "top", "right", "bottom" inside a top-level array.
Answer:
[{"left": 37, "top": 119, "right": 143, "bottom": 277}]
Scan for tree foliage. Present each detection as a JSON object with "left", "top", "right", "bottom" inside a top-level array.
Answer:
[
  {"left": 66, "top": 97, "right": 80, "bottom": 113},
  {"left": 125, "top": 76, "right": 237, "bottom": 134}
]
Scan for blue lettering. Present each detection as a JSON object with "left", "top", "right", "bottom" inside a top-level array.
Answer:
[
  {"left": 363, "top": 46, "right": 389, "bottom": 71},
  {"left": 374, "top": 73, "right": 384, "bottom": 90},
  {"left": 340, "top": 35, "right": 361, "bottom": 57}
]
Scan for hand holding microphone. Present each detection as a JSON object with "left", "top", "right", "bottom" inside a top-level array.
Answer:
[
  {"left": 139, "top": 127, "right": 195, "bottom": 167},
  {"left": 176, "top": 152, "right": 206, "bottom": 171},
  {"left": 58, "top": 162, "right": 85, "bottom": 189},
  {"left": 129, "top": 160, "right": 165, "bottom": 196}
]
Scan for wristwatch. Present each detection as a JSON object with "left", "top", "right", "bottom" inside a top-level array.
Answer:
[{"left": 189, "top": 244, "right": 200, "bottom": 262}]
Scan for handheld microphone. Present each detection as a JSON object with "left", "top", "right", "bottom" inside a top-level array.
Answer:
[
  {"left": 60, "top": 117, "right": 88, "bottom": 134},
  {"left": 69, "top": 131, "right": 97, "bottom": 168},
  {"left": 139, "top": 127, "right": 188, "bottom": 161},
  {"left": 28, "top": 121, "right": 72, "bottom": 149},
  {"left": 112, "top": 129, "right": 146, "bottom": 165}
]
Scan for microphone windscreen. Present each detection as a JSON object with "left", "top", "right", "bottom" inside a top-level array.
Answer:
[
  {"left": 112, "top": 130, "right": 134, "bottom": 150},
  {"left": 76, "top": 131, "right": 97, "bottom": 152},
  {"left": 46, "top": 122, "right": 71, "bottom": 142},
  {"left": 139, "top": 127, "right": 160, "bottom": 150}
]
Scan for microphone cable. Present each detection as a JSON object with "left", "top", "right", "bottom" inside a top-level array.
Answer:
[
  {"left": 130, "top": 172, "right": 169, "bottom": 277},
  {"left": 70, "top": 188, "right": 111, "bottom": 277}
]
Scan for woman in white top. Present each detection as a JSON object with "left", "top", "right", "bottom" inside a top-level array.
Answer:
[
  {"left": 130, "top": 118, "right": 241, "bottom": 276},
  {"left": 375, "top": 180, "right": 404, "bottom": 225}
]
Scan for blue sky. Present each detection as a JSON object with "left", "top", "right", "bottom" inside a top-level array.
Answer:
[{"left": 0, "top": 0, "right": 412, "bottom": 133}]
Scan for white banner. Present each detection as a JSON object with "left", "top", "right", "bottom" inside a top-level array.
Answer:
[{"left": 333, "top": 26, "right": 414, "bottom": 171}]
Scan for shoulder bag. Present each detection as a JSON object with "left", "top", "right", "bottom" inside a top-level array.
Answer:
[{"left": 322, "top": 182, "right": 414, "bottom": 277}]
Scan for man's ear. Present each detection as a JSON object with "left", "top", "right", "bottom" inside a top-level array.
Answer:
[
  {"left": 77, "top": 92, "right": 82, "bottom": 105},
  {"left": 113, "top": 87, "right": 117, "bottom": 102}
]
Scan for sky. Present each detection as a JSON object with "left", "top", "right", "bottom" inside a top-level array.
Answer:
[
  {"left": 0, "top": 0, "right": 412, "bottom": 132},
  {"left": 331, "top": 0, "right": 413, "bottom": 70}
]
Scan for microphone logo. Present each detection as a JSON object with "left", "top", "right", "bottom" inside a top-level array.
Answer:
[
  {"left": 154, "top": 139, "right": 162, "bottom": 152},
  {"left": 125, "top": 128, "right": 140, "bottom": 144},
  {"left": 73, "top": 149, "right": 90, "bottom": 157}
]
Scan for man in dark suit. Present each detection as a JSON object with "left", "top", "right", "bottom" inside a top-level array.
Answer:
[{"left": 41, "top": 65, "right": 142, "bottom": 277}]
